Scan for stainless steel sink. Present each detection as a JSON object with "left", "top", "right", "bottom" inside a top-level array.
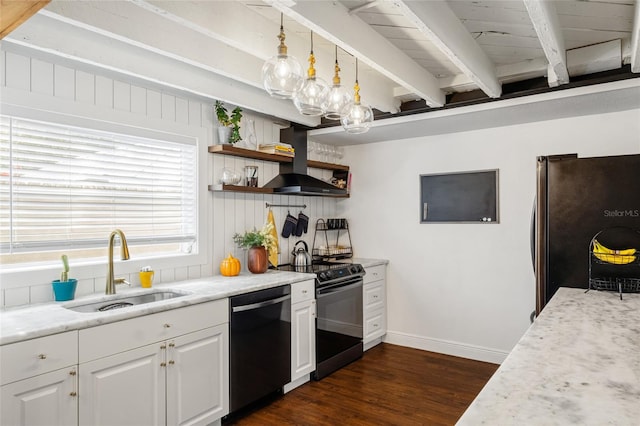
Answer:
[{"left": 65, "top": 291, "right": 190, "bottom": 313}]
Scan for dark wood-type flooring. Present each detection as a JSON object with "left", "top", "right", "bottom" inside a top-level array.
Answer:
[{"left": 226, "top": 343, "right": 498, "bottom": 426}]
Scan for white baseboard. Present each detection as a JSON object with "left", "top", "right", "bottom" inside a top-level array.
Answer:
[
  {"left": 383, "top": 331, "right": 508, "bottom": 364},
  {"left": 364, "top": 337, "right": 383, "bottom": 351}
]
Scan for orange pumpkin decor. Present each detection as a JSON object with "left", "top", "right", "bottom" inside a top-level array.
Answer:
[{"left": 220, "top": 253, "right": 241, "bottom": 276}]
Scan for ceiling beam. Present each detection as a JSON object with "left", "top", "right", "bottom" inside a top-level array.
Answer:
[
  {"left": 523, "top": 0, "right": 570, "bottom": 87},
  {"left": 43, "top": 2, "right": 263, "bottom": 88},
  {"left": 266, "top": 0, "right": 446, "bottom": 107},
  {"left": 5, "top": 12, "right": 319, "bottom": 126},
  {"left": 391, "top": 0, "right": 501, "bottom": 99},
  {"left": 631, "top": 0, "right": 640, "bottom": 72}
]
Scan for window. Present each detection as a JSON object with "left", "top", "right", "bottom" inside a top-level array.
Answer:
[{"left": 0, "top": 116, "right": 198, "bottom": 265}]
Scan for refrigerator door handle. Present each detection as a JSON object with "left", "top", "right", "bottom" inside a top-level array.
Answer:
[{"left": 530, "top": 197, "right": 536, "bottom": 274}]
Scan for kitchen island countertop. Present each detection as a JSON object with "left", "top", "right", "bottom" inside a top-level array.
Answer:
[{"left": 457, "top": 287, "right": 640, "bottom": 425}]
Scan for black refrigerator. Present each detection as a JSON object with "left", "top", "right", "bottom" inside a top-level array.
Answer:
[{"left": 535, "top": 153, "right": 640, "bottom": 314}]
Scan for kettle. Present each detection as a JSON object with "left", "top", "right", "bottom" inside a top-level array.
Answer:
[{"left": 291, "top": 240, "right": 312, "bottom": 268}]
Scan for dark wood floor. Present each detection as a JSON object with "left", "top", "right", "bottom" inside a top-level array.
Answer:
[{"left": 226, "top": 343, "right": 498, "bottom": 426}]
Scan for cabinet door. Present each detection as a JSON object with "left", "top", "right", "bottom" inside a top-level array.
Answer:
[
  {"left": 79, "top": 343, "right": 165, "bottom": 426},
  {"left": 364, "top": 309, "right": 387, "bottom": 342},
  {"left": 1, "top": 367, "right": 77, "bottom": 426},
  {"left": 166, "top": 324, "right": 229, "bottom": 426},
  {"left": 291, "top": 300, "right": 316, "bottom": 381}
]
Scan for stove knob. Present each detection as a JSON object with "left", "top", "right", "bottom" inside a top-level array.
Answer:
[
  {"left": 350, "top": 265, "right": 361, "bottom": 274},
  {"left": 319, "top": 272, "right": 327, "bottom": 281}
]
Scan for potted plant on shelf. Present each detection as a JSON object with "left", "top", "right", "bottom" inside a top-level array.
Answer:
[
  {"left": 233, "top": 223, "right": 276, "bottom": 274},
  {"left": 215, "top": 100, "right": 243, "bottom": 145}
]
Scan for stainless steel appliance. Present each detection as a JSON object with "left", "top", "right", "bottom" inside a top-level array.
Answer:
[
  {"left": 278, "top": 262, "right": 365, "bottom": 380},
  {"left": 534, "top": 153, "right": 640, "bottom": 314},
  {"left": 228, "top": 285, "right": 291, "bottom": 414}
]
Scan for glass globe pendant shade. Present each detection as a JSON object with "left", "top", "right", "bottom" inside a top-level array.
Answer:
[
  {"left": 322, "top": 60, "right": 352, "bottom": 120},
  {"left": 262, "top": 17, "right": 304, "bottom": 100},
  {"left": 293, "top": 72, "right": 330, "bottom": 116},
  {"left": 324, "top": 74, "right": 352, "bottom": 120},
  {"left": 341, "top": 100, "right": 373, "bottom": 134},
  {"left": 323, "top": 85, "right": 351, "bottom": 120},
  {"left": 341, "top": 59, "right": 373, "bottom": 134},
  {"left": 293, "top": 33, "right": 329, "bottom": 116}
]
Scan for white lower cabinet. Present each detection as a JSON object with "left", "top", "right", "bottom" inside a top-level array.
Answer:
[
  {"left": 78, "top": 299, "right": 229, "bottom": 426},
  {"left": 285, "top": 279, "right": 316, "bottom": 393},
  {"left": 1, "top": 367, "right": 78, "bottom": 426},
  {"left": 0, "top": 331, "right": 79, "bottom": 426},
  {"left": 79, "top": 324, "right": 227, "bottom": 426},
  {"left": 79, "top": 343, "right": 165, "bottom": 426},
  {"left": 363, "top": 264, "right": 387, "bottom": 351},
  {"left": 291, "top": 299, "right": 316, "bottom": 380},
  {"left": 167, "top": 325, "right": 229, "bottom": 426}
]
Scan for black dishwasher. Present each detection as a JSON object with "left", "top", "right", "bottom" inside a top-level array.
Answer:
[{"left": 228, "top": 285, "right": 291, "bottom": 414}]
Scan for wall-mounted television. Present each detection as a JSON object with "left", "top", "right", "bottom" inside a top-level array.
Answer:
[{"left": 420, "top": 169, "right": 499, "bottom": 223}]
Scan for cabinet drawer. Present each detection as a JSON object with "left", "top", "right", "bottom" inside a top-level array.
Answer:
[
  {"left": 364, "top": 281, "right": 385, "bottom": 311},
  {"left": 363, "top": 265, "right": 386, "bottom": 284},
  {"left": 1, "top": 331, "right": 78, "bottom": 385},
  {"left": 364, "top": 309, "right": 386, "bottom": 342},
  {"left": 291, "top": 279, "right": 315, "bottom": 304},
  {"left": 79, "top": 299, "right": 228, "bottom": 363}
]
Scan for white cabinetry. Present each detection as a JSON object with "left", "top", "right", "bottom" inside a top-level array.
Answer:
[
  {"left": 285, "top": 279, "right": 316, "bottom": 393},
  {"left": 167, "top": 325, "right": 228, "bottom": 425},
  {"left": 79, "top": 300, "right": 229, "bottom": 426},
  {"left": 79, "top": 342, "right": 164, "bottom": 425},
  {"left": 363, "top": 264, "right": 387, "bottom": 351},
  {"left": 0, "top": 331, "right": 78, "bottom": 426}
]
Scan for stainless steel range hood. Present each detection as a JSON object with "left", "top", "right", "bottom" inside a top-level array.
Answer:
[{"left": 263, "top": 127, "right": 347, "bottom": 197}]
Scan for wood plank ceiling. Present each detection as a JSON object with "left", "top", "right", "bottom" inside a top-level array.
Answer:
[{"left": 2, "top": 0, "right": 639, "bottom": 129}]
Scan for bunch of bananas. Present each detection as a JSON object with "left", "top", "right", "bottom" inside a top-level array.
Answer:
[{"left": 592, "top": 239, "right": 637, "bottom": 264}]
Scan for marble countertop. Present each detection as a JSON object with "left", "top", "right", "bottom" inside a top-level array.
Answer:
[
  {"left": 0, "top": 258, "right": 387, "bottom": 346},
  {"left": 457, "top": 287, "right": 640, "bottom": 425},
  {"left": 343, "top": 257, "right": 389, "bottom": 268}
]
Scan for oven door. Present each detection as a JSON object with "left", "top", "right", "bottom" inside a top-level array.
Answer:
[{"left": 315, "top": 276, "right": 363, "bottom": 379}]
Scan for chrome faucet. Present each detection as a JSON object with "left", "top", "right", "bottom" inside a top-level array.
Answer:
[{"left": 106, "top": 229, "right": 130, "bottom": 295}]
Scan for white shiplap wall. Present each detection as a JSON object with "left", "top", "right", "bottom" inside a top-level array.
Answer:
[{"left": 0, "top": 47, "right": 338, "bottom": 308}]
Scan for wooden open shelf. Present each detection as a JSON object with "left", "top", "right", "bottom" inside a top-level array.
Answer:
[
  {"left": 208, "top": 144, "right": 293, "bottom": 163},
  {"left": 208, "top": 184, "right": 273, "bottom": 194},
  {"left": 1, "top": 0, "right": 50, "bottom": 38},
  {"left": 209, "top": 145, "right": 349, "bottom": 172},
  {"left": 307, "top": 160, "right": 349, "bottom": 172}
]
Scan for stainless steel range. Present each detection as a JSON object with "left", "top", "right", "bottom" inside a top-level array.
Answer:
[{"left": 278, "top": 262, "right": 365, "bottom": 379}]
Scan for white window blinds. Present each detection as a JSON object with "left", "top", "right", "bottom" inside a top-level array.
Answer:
[{"left": 0, "top": 116, "right": 197, "bottom": 256}]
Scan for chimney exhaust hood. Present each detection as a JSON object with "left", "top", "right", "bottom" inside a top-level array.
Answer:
[{"left": 263, "top": 127, "right": 347, "bottom": 197}]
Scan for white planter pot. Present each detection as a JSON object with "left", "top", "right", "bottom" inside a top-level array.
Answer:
[{"left": 217, "top": 126, "right": 232, "bottom": 144}]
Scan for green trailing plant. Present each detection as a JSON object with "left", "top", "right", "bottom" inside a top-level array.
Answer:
[{"left": 215, "top": 100, "right": 243, "bottom": 144}]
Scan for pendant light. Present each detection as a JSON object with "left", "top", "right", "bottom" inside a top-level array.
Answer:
[
  {"left": 322, "top": 46, "right": 352, "bottom": 120},
  {"left": 261, "top": 14, "right": 304, "bottom": 100},
  {"left": 293, "top": 31, "right": 329, "bottom": 116},
  {"left": 341, "top": 58, "right": 373, "bottom": 134}
]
